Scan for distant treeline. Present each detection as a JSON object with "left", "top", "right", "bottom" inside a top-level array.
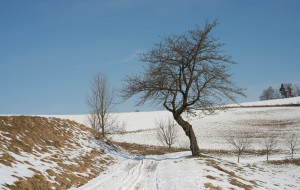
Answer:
[{"left": 260, "top": 83, "right": 300, "bottom": 101}]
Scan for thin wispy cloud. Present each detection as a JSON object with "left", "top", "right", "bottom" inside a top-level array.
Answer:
[
  {"left": 107, "top": 50, "right": 142, "bottom": 65},
  {"left": 75, "top": 50, "right": 143, "bottom": 68},
  {"left": 75, "top": 63, "right": 97, "bottom": 68}
]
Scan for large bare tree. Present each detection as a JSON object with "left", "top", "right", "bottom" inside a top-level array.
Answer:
[
  {"left": 122, "top": 21, "right": 245, "bottom": 156},
  {"left": 86, "top": 72, "right": 115, "bottom": 137}
]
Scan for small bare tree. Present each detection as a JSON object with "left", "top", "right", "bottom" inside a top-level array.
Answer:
[
  {"left": 87, "top": 112, "right": 99, "bottom": 131},
  {"left": 228, "top": 131, "right": 251, "bottom": 163},
  {"left": 292, "top": 84, "right": 300, "bottom": 97},
  {"left": 286, "top": 133, "right": 299, "bottom": 159},
  {"left": 259, "top": 86, "right": 275, "bottom": 101},
  {"left": 261, "top": 134, "right": 278, "bottom": 161},
  {"left": 86, "top": 72, "right": 115, "bottom": 137},
  {"left": 156, "top": 118, "right": 178, "bottom": 152},
  {"left": 106, "top": 118, "right": 127, "bottom": 135}
]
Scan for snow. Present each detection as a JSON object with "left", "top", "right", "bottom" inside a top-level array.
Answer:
[
  {"left": 74, "top": 151, "right": 300, "bottom": 190},
  {"left": 68, "top": 97, "right": 300, "bottom": 189},
  {"left": 1, "top": 97, "right": 300, "bottom": 189},
  {"left": 228, "top": 96, "right": 300, "bottom": 107}
]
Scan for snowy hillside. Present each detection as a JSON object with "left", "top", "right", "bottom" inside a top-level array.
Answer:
[
  {"left": 71, "top": 97, "right": 300, "bottom": 190},
  {"left": 228, "top": 96, "right": 300, "bottom": 107},
  {"left": 75, "top": 151, "right": 300, "bottom": 190},
  {"left": 2, "top": 98, "right": 299, "bottom": 189},
  {"left": 50, "top": 97, "right": 300, "bottom": 151},
  {"left": 0, "top": 116, "right": 115, "bottom": 189}
]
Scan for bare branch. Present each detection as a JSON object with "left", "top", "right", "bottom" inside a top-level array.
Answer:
[
  {"left": 86, "top": 72, "right": 118, "bottom": 137},
  {"left": 156, "top": 117, "right": 178, "bottom": 153},
  {"left": 228, "top": 131, "right": 252, "bottom": 163},
  {"left": 286, "top": 133, "right": 299, "bottom": 159},
  {"left": 261, "top": 133, "right": 278, "bottom": 161},
  {"left": 122, "top": 21, "right": 245, "bottom": 156}
]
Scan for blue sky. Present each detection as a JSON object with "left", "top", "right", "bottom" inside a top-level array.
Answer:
[{"left": 1, "top": 0, "right": 299, "bottom": 114}]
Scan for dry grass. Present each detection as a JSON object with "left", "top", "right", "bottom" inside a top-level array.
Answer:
[
  {"left": 114, "top": 141, "right": 189, "bottom": 156},
  {"left": 204, "top": 182, "right": 222, "bottom": 190},
  {"left": 204, "top": 158, "right": 258, "bottom": 189},
  {"left": 0, "top": 116, "right": 114, "bottom": 190},
  {"left": 0, "top": 152, "right": 16, "bottom": 167},
  {"left": 6, "top": 174, "right": 53, "bottom": 190},
  {"left": 201, "top": 148, "right": 281, "bottom": 157},
  {"left": 229, "top": 178, "right": 253, "bottom": 190},
  {"left": 269, "top": 158, "right": 300, "bottom": 166},
  {"left": 206, "top": 175, "right": 217, "bottom": 180}
]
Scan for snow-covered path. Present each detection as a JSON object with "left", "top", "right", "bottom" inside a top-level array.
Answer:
[
  {"left": 83, "top": 159, "right": 158, "bottom": 190},
  {"left": 74, "top": 151, "right": 300, "bottom": 190},
  {"left": 75, "top": 152, "right": 192, "bottom": 190}
]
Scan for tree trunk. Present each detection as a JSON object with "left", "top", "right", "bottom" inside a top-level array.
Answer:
[
  {"left": 101, "top": 113, "right": 105, "bottom": 137},
  {"left": 173, "top": 114, "right": 200, "bottom": 156}
]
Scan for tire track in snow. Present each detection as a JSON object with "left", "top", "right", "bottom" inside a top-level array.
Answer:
[
  {"left": 77, "top": 158, "right": 159, "bottom": 190},
  {"left": 122, "top": 159, "right": 159, "bottom": 190}
]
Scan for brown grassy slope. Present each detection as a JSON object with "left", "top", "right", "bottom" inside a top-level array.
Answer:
[
  {"left": 0, "top": 116, "right": 114, "bottom": 190},
  {"left": 114, "top": 141, "right": 189, "bottom": 156}
]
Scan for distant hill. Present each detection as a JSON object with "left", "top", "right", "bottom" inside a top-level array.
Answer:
[{"left": 226, "top": 96, "right": 300, "bottom": 107}]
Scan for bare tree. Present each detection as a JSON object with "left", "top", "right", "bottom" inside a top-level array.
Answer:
[
  {"left": 106, "top": 117, "right": 127, "bottom": 135},
  {"left": 86, "top": 72, "right": 115, "bottom": 137},
  {"left": 228, "top": 131, "right": 251, "bottom": 163},
  {"left": 122, "top": 21, "right": 245, "bottom": 156},
  {"left": 292, "top": 84, "right": 300, "bottom": 97},
  {"left": 259, "top": 86, "right": 274, "bottom": 101},
  {"left": 272, "top": 89, "right": 282, "bottom": 99},
  {"left": 156, "top": 118, "right": 178, "bottom": 152},
  {"left": 284, "top": 83, "right": 293, "bottom": 98},
  {"left": 87, "top": 112, "right": 99, "bottom": 131},
  {"left": 286, "top": 133, "right": 299, "bottom": 158},
  {"left": 261, "top": 134, "right": 278, "bottom": 161}
]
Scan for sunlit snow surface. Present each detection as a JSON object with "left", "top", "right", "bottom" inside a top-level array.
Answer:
[
  {"left": 61, "top": 98, "right": 300, "bottom": 189},
  {"left": 49, "top": 97, "right": 300, "bottom": 150},
  {"left": 1, "top": 97, "right": 300, "bottom": 189},
  {"left": 73, "top": 151, "right": 300, "bottom": 190}
]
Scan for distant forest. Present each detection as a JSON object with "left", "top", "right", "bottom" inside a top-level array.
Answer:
[{"left": 260, "top": 83, "right": 300, "bottom": 101}]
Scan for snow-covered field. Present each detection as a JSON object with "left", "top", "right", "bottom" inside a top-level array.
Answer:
[
  {"left": 55, "top": 98, "right": 300, "bottom": 189},
  {"left": 2, "top": 97, "right": 300, "bottom": 189},
  {"left": 74, "top": 151, "right": 300, "bottom": 190},
  {"left": 49, "top": 97, "right": 300, "bottom": 152}
]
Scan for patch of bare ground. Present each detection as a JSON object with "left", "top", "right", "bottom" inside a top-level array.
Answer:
[
  {"left": 113, "top": 141, "right": 189, "bottom": 156},
  {"left": 229, "top": 178, "right": 253, "bottom": 190},
  {"left": 205, "top": 159, "right": 238, "bottom": 178},
  {"left": 204, "top": 158, "right": 258, "bottom": 189},
  {"left": 201, "top": 149, "right": 276, "bottom": 157},
  {"left": 6, "top": 174, "right": 53, "bottom": 190},
  {"left": 114, "top": 128, "right": 155, "bottom": 135},
  {"left": 206, "top": 175, "right": 218, "bottom": 180},
  {"left": 0, "top": 116, "right": 114, "bottom": 190},
  {"left": 268, "top": 158, "right": 300, "bottom": 166},
  {"left": 235, "top": 119, "right": 298, "bottom": 128},
  {"left": 204, "top": 182, "right": 222, "bottom": 190}
]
